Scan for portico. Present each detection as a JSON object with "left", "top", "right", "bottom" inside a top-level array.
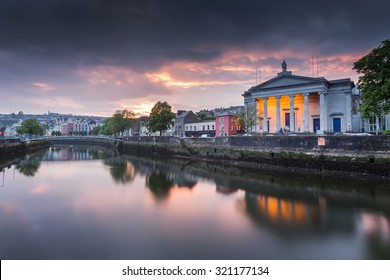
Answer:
[{"left": 243, "top": 61, "right": 355, "bottom": 133}]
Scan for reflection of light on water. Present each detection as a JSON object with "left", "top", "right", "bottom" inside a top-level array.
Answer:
[
  {"left": 318, "top": 196, "right": 327, "bottom": 208},
  {"left": 125, "top": 160, "right": 135, "bottom": 178},
  {"left": 255, "top": 194, "right": 321, "bottom": 225},
  {"left": 361, "top": 212, "right": 390, "bottom": 242},
  {"left": 216, "top": 184, "right": 238, "bottom": 194}
]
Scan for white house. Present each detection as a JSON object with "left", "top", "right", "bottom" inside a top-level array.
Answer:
[{"left": 185, "top": 120, "right": 216, "bottom": 137}]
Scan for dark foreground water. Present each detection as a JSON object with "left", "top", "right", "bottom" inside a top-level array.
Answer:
[{"left": 1, "top": 146, "right": 390, "bottom": 260}]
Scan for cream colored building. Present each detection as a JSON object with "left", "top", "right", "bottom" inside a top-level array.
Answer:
[{"left": 243, "top": 61, "right": 355, "bottom": 133}]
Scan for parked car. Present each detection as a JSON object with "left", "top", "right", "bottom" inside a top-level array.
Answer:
[{"left": 199, "top": 134, "right": 211, "bottom": 138}]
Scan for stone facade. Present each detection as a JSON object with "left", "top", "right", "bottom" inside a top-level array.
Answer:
[
  {"left": 174, "top": 110, "right": 200, "bottom": 137},
  {"left": 243, "top": 62, "right": 355, "bottom": 134}
]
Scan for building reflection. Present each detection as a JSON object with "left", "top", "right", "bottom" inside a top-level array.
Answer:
[
  {"left": 216, "top": 184, "right": 238, "bottom": 195},
  {"left": 44, "top": 146, "right": 108, "bottom": 161},
  {"left": 360, "top": 211, "right": 390, "bottom": 259},
  {"left": 245, "top": 192, "right": 324, "bottom": 228}
]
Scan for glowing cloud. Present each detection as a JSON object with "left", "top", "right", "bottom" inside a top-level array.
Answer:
[{"left": 31, "top": 82, "right": 54, "bottom": 92}]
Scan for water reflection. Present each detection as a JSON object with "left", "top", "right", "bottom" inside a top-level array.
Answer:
[
  {"left": 1, "top": 146, "right": 390, "bottom": 259},
  {"left": 9, "top": 146, "right": 113, "bottom": 178},
  {"left": 15, "top": 160, "right": 41, "bottom": 176},
  {"left": 104, "top": 158, "right": 136, "bottom": 184},
  {"left": 216, "top": 184, "right": 238, "bottom": 195},
  {"left": 245, "top": 193, "right": 322, "bottom": 227}
]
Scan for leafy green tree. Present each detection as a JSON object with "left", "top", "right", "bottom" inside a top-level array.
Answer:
[
  {"left": 100, "top": 109, "right": 136, "bottom": 135},
  {"left": 90, "top": 126, "right": 101, "bottom": 135},
  {"left": 353, "top": 39, "right": 390, "bottom": 118},
  {"left": 16, "top": 118, "right": 45, "bottom": 136},
  {"left": 197, "top": 111, "right": 215, "bottom": 121},
  {"left": 147, "top": 101, "right": 175, "bottom": 135}
]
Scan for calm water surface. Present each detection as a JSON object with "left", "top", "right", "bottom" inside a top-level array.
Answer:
[{"left": 1, "top": 146, "right": 390, "bottom": 259}]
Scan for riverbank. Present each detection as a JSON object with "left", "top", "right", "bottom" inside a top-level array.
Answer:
[
  {"left": 2, "top": 135, "right": 390, "bottom": 180},
  {"left": 119, "top": 135, "right": 390, "bottom": 180},
  {"left": 0, "top": 140, "right": 50, "bottom": 170}
]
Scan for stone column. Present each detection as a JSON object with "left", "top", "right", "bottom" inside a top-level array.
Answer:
[
  {"left": 345, "top": 93, "right": 352, "bottom": 132},
  {"left": 263, "top": 97, "right": 268, "bottom": 132},
  {"left": 303, "top": 93, "right": 310, "bottom": 133},
  {"left": 319, "top": 92, "right": 326, "bottom": 132},
  {"left": 289, "top": 95, "right": 295, "bottom": 132},
  {"left": 255, "top": 99, "right": 260, "bottom": 133},
  {"left": 324, "top": 92, "right": 328, "bottom": 131},
  {"left": 275, "top": 96, "right": 281, "bottom": 132}
]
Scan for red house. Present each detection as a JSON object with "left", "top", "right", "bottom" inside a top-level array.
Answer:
[{"left": 215, "top": 112, "right": 240, "bottom": 136}]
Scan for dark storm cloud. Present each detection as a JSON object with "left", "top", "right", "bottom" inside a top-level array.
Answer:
[{"left": 1, "top": 0, "right": 389, "bottom": 71}]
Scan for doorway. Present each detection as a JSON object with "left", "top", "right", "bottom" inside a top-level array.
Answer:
[
  {"left": 313, "top": 118, "right": 320, "bottom": 133},
  {"left": 333, "top": 118, "right": 341, "bottom": 132}
]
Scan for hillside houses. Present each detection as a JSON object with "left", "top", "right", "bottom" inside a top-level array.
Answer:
[{"left": 0, "top": 112, "right": 105, "bottom": 138}]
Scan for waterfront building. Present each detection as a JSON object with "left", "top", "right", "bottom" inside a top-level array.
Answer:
[
  {"left": 351, "top": 88, "right": 390, "bottom": 133},
  {"left": 174, "top": 110, "right": 200, "bottom": 137},
  {"left": 132, "top": 116, "right": 173, "bottom": 136},
  {"left": 362, "top": 115, "right": 390, "bottom": 133},
  {"left": 242, "top": 61, "right": 355, "bottom": 134},
  {"left": 215, "top": 111, "right": 241, "bottom": 136},
  {"left": 185, "top": 120, "right": 215, "bottom": 137}
]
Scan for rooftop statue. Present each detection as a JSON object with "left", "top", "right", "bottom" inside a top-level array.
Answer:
[{"left": 282, "top": 60, "right": 287, "bottom": 72}]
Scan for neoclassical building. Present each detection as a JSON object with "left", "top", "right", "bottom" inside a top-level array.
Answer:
[{"left": 243, "top": 61, "right": 355, "bottom": 133}]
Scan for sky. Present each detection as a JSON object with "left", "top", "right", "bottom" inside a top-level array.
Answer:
[{"left": 1, "top": 0, "right": 389, "bottom": 117}]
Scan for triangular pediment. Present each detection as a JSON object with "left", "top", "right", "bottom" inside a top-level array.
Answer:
[{"left": 249, "top": 74, "right": 327, "bottom": 92}]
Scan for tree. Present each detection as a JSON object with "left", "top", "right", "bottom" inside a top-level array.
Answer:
[
  {"left": 90, "top": 126, "right": 101, "bottom": 136},
  {"left": 353, "top": 39, "right": 390, "bottom": 118},
  {"left": 197, "top": 111, "right": 215, "bottom": 121},
  {"left": 100, "top": 109, "right": 136, "bottom": 135},
  {"left": 16, "top": 118, "right": 44, "bottom": 137},
  {"left": 236, "top": 102, "right": 258, "bottom": 133},
  {"left": 147, "top": 101, "right": 175, "bottom": 135}
]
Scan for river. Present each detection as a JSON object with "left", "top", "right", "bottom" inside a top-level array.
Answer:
[{"left": 1, "top": 145, "right": 390, "bottom": 259}]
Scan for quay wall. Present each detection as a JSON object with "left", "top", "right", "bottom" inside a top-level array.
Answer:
[
  {"left": 0, "top": 140, "right": 50, "bottom": 169},
  {"left": 119, "top": 136, "right": 390, "bottom": 179},
  {"left": 2, "top": 136, "right": 390, "bottom": 179}
]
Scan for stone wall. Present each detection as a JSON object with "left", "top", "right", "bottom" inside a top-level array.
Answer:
[
  {"left": 2, "top": 136, "right": 390, "bottom": 179},
  {"left": 122, "top": 135, "right": 390, "bottom": 154},
  {"left": 119, "top": 135, "right": 390, "bottom": 179},
  {"left": 0, "top": 140, "right": 50, "bottom": 169}
]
